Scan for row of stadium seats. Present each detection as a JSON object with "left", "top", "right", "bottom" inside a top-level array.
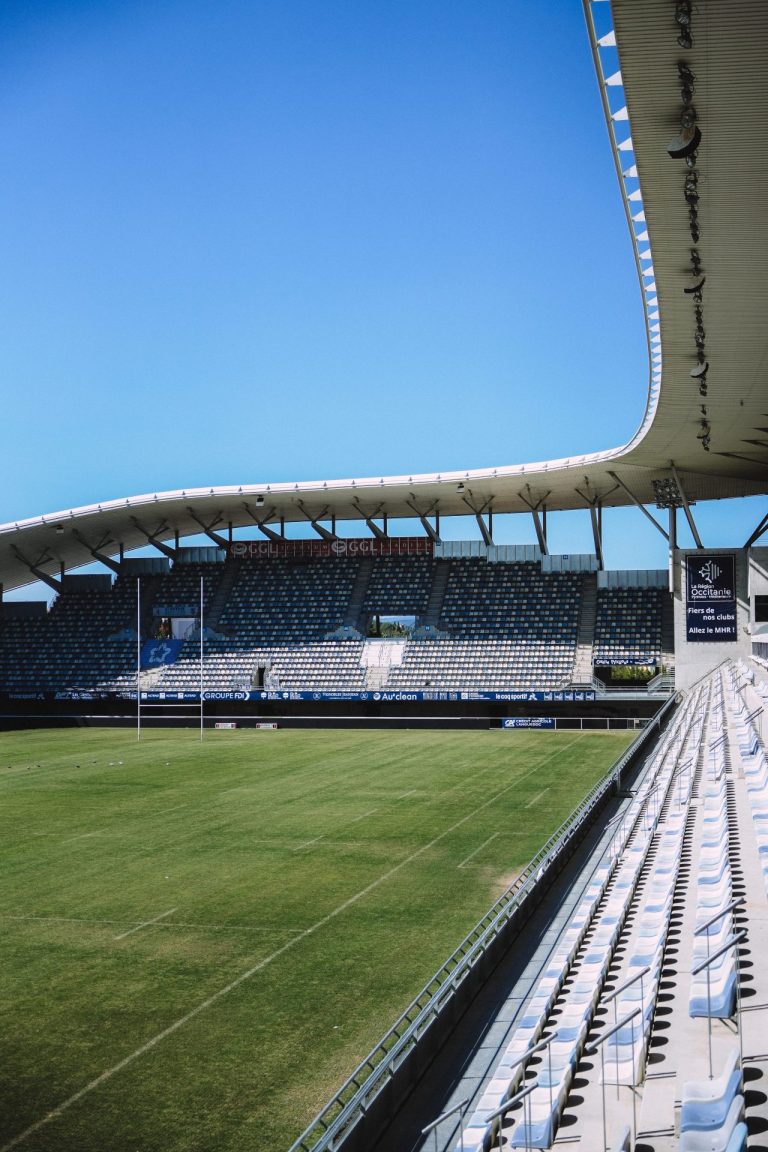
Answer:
[
  {"left": 593, "top": 587, "right": 665, "bottom": 666},
  {"left": 446, "top": 659, "right": 768, "bottom": 1152},
  {"left": 0, "top": 556, "right": 670, "bottom": 694},
  {"left": 460, "top": 683, "right": 705, "bottom": 1149}
]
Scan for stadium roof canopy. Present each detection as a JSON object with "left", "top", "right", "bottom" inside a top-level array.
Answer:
[{"left": 1, "top": 0, "right": 767, "bottom": 592}]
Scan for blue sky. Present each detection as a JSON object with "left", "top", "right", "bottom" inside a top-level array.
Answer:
[{"left": 0, "top": 0, "right": 762, "bottom": 594}]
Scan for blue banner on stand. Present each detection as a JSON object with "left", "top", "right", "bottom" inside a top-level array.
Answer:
[
  {"left": 140, "top": 639, "right": 184, "bottom": 669},
  {"left": 685, "top": 554, "right": 737, "bottom": 643}
]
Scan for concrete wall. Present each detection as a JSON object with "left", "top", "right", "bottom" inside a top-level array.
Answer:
[{"left": 673, "top": 548, "right": 751, "bottom": 690}]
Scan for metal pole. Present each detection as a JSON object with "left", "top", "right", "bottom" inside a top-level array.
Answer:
[
  {"left": 706, "top": 962, "right": 713, "bottom": 1078},
  {"left": 613, "top": 999, "right": 620, "bottom": 1098},
  {"left": 630, "top": 1012, "right": 637, "bottom": 1143},
  {"left": 735, "top": 937, "right": 744, "bottom": 1070},
  {"left": 137, "top": 577, "right": 141, "bottom": 741},
  {"left": 600, "top": 1044, "right": 608, "bottom": 1152},
  {"left": 200, "top": 575, "right": 204, "bottom": 741},
  {"left": 547, "top": 1040, "right": 554, "bottom": 1144}
]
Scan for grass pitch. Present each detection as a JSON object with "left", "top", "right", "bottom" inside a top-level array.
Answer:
[{"left": 0, "top": 726, "right": 632, "bottom": 1151}]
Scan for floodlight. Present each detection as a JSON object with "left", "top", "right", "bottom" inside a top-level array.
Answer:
[
  {"left": 456, "top": 482, "right": 465, "bottom": 492},
  {"left": 255, "top": 495, "right": 265, "bottom": 506},
  {"left": 55, "top": 524, "right": 64, "bottom": 534},
  {"left": 668, "top": 124, "right": 701, "bottom": 159}
]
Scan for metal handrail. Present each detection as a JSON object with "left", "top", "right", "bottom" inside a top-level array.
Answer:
[
  {"left": 288, "top": 694, "right": 677, "bottom": 1152},
  {"left": 603, "top": 966, "right": 650, "bottom": 1006},
  {"left": 691, "top": 931, "right": 747, "bottom": 977},
  {"left": 585, "top": 1008, "right": 643, "bottom": 1054},
  {"left": 483, "top": 1081, "right": 539, "bottom": 1125},
  {"left": 694, "top": 897, "right": 745, "bottom": 937}
]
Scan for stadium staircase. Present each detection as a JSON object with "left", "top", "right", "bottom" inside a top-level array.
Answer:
[
  {"left": 136, "top": 573, "right": 163, "bottom": 637},
  {"left": 571, "top": 572, "right": 597, "bottom": 686},
  {"left": 203, "top": 559, "right": 239, "bottom": 632},
  {"left": 421, "top": 560, "right": 452, "bottom": 630},
  {"left": 343, "top": 557, "right": 374, "bottom": 631},
  {"left": 359, "top": 638, "right": 406, "bottom": 689}
]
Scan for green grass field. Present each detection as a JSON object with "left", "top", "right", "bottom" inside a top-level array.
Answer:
[{"left": 0, "top": 726, "right": 632, "bottom": 1152}]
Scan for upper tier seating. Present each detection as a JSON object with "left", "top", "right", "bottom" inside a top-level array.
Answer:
[{"left": 593, "top": 587, "right": 664, "bottom": 666}]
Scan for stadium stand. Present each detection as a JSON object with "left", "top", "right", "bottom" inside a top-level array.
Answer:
[
  {"left": 0, "top": 553, "right": 678, "bottom": 696},
  {"left": 437, "top": 657, "right": 768, "bottom": 1152},
  {"left": 593, "top": 587, "right": 665, "bottom": 668}
]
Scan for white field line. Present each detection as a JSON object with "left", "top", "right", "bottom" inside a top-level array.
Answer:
[
  {"left": 113, "top": 908, "right": 178, "bottom": 941},
  {"left": 396, "top": 789, "right": 418, "bottom": 800},
  {"left": 292, "top": 807, "right": 379, "bottom": 852},
  {"left": 457, "top": 832, "right": 501, "bottom": 869},
  {"left": 525, "top": 788, "right": 550, "bottom": 809},
  {"left": 62, "top": 831, "right": 106, "bottom": 843},
  {"left": 3, "top": 914, "right": 303, "bottom": 934},
  {"left": 2, "top": 736, "right": 585, "bottom": 1150}
]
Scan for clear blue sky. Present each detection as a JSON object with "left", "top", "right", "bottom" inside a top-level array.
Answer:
[{"left": 0, "top": 0, "right": 762, "bottom": 593}]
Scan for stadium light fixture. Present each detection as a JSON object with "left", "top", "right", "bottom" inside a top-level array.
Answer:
[
  {"left": 684, "top": 276, "right": 706, "bottom": 295},
  {"left": 55, "top": 524, "right": 64, "bottom": 534},
  {"left": 456, "top": 482, "right": 465, "bottom": 492},
  {"left": 690, "top": 361, "right": 709, "bottom": 379},
  {"left": 255, "top": 495, "right": 265, "bottom": 506},
  {"left": 668, "top": 123, "right": 701, "bottom": 159}
]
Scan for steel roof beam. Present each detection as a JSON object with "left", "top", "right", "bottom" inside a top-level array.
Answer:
[
  {"left": 744, "top": 508, "right": 768, "bottom": 549},
  {"left": 606, "top": 471, "right": 670, "bottom": 540},
  {"left": 186, "top": 509, "right": 229, "bottom": 549},
  {"left": 130, "top": 517, "right": 178, "bottom": 560},
  {"left": 670, "top": 465, "right": 703, "bottom": 549},
  {"left": 11, "top": 546, "right": 61, "bottom": 593}
]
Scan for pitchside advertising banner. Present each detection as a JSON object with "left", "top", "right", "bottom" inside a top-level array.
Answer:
[
  {"left": 685, "top": 554, "right": 737, "bottom": 643},
  {"left": 228, "top": 537, "right": 433, "bottom": 560},
  {"left": 94, "top": 687, "right": 595, "bottom": 703},
  {"left": 502, "top": 717, "right": 555, "bottom": 729}
]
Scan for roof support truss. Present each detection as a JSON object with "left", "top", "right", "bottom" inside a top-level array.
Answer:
[
  {"left": 606, "top": 471, "right": 670, "bottom": 541},
  {"left": 518, "top": 488, "right": 550, "bottom": 555},
  {"left": 744, "top": 506, "right": 768, "bottom": 549},
  {"left": 405, "top": 499, "right": 440, "bottom": 543},
  {"left": 11, "top": 546, "right": 61, "bottom": 593},
  {"left": 242, "top": 503, "right": 283, "bottom": 542},
  {"left": 670, "top": 465, "right": 703, "bottom": 549},
  {"left": 296, "top": 502, "right": 337, "bottom": 541},
  {"left": 131, "top": 517, "right": 178, "bottom": 560},
  {"left": 72, "top": 529, "right": 121, "bottom": 574},
  {"left": 461, "top": 494, "right": 494, "bottom": 546},
  {"left": 353, "top": 501, "right": 388, "bottom": 540},
  {"left": 186, "top": 509, "right": 229, "bottom": 549}
]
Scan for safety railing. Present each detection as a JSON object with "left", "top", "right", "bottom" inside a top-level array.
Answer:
[{"left": 287, "top": 693, "right": 678, "bottom": 1152}]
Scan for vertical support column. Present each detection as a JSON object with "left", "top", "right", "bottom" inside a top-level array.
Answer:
[
  {"left": 280, "top": 517, "right": 285, "bottom": 538},
  {"left": 435, "top": 511, "right": 440, "bottom": 538},
  {"left": 590, "top": 502, "right": 604, "bottom": 570},
  {"left": 383, "top": 511, "right": 388, "bottom": 537}
]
